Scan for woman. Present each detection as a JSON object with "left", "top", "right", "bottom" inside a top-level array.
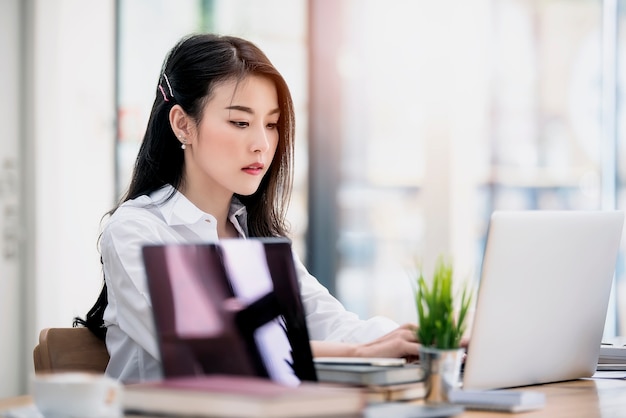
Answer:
[{"left": 78, "top": 33, "right": 419, "bottom": 382}]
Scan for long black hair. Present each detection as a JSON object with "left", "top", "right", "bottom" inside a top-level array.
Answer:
[{"left": 74, "top": 33, "right": 296, "bottom": 339}]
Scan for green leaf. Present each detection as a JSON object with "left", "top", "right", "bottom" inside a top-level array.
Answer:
[{"left": 413, "top": 255, "right": 473, "bottom": 349}]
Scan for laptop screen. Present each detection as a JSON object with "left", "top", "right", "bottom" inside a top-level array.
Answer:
[{"left": 142, "top": 238, "right": 317, "bottom": 385}]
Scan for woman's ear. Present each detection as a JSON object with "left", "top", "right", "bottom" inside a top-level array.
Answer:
[{"left": 169, "top": 105, "right": 193, "bottom": 147}]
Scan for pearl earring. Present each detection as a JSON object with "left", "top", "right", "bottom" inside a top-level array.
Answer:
[{"left": 179, "top": 136, "right": 187, "bottom": 150}]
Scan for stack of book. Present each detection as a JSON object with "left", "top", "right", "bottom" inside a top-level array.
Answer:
[
  {"left": 122, "top": 362, "right": 424, "bottom": 416},
  {"left": 598, "top": 340, "right": 626, "bottom": 371},
  {"left": 123, "top": 375, "right": 365, "bottom": 417},
  {"left": 313, "top": 357, "right": 426, "bottom": 403}
]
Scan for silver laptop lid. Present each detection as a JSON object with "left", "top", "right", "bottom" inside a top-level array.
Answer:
[{"left": 463, "top": 210, "right": 624, "bottom": 390}]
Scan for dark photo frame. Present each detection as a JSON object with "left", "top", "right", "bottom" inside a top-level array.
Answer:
[{"left": 142, "top": 238, "right": 317, "bottom": 384}]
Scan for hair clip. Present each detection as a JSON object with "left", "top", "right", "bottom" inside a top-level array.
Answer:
[
  {"left": 158, "top": 73, "right": 174, "bottom": 102},
  {"left": 158, "top": 85, "right": 169, "bottom": 102},
  {"left": 163, "top": 74, "right": 174, "bottom": 97}
]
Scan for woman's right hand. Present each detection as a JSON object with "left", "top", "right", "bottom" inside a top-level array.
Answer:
[
  {"left": 310, "top": 323, "right": 421, "bottom": 361},
  {"left": 353, "top": 323, "right": 420, "bottom": 361}
]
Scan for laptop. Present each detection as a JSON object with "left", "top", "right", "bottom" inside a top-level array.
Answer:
[
  {"left": 141, "top": 238, "right": 317, "bottom": 386},
  {"left": 462, "top": 210, "right": 624, "bottom": 390}
]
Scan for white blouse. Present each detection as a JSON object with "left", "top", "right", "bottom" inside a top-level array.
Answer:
[{"left": 100, "top": 185, "right": 398, "bottom": 382}]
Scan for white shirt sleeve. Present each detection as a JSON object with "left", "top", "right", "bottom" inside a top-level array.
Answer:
[
  {"left": 293, "top": 251, "right": 399, "bottom": 343},
  {"left": 101, "top": 213, "right": 165, "bottom": 382}
]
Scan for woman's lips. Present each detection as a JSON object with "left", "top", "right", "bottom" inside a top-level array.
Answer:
[{"left": 242, "top": 163, "right": 264, "bottom": 175}]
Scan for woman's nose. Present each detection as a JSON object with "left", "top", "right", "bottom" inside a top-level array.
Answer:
[{"left": 251, "top": 128, "right": 271, "bottom": 153}]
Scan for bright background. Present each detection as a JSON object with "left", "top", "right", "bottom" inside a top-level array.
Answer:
[{"left": 1, "top": 0, "right": 625, "bottom": 397}]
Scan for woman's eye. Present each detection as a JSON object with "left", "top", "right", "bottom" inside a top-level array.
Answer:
[
  {"left": 230, "top": 121, "right": 249, "bottom": 128},
  {"left": 267, "top": 123, "right": 278, "bottom": 130}
]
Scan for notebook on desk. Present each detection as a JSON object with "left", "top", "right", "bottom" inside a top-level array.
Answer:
[
  {"left": 462, "top": 210, "right": 624, "bottom": 390},
  {"left": 141, "top": 238, "right": 317, "bottom": 385},
  {"left": 598, "top": 337, "right": 626, "bottom": 370}
]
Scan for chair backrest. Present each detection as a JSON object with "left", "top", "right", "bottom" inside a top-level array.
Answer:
[{"left": 33, "top": 327, "right": 109, "bottom": 373}]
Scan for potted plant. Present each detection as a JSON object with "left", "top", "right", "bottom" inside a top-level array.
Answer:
[{"left": 414, "top": 256, "right": 473, "bottom": 403}]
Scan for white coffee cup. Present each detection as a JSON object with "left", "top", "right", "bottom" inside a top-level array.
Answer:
[{"left": 32, "top": 372, "right": 122, "bottom": 418}]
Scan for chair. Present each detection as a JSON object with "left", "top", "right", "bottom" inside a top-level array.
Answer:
[{"left": 33, "top": 327, "right": 110, "bottom": 373}]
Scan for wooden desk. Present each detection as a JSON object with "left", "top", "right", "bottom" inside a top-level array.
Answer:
[
  {"left": 1, "top": 378, "right": 625, "bottom": 417},
  {"left": 459, "top": 378, "right": 626, "bottom": 417}
]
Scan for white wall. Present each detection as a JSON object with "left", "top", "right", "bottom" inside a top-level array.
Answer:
[
  {"left": 0, "top": 0, "right": 24, "bottom": 399},
  {"left": 0, "top": 0, "right": 116, "bottom": 398},
  {"left": 29, "top": 0, "right": 116, "bottom": 332}
]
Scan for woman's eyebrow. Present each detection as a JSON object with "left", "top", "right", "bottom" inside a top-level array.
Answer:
[{"left": 225, "top": 105, "right": 280, "bottom": 115}]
